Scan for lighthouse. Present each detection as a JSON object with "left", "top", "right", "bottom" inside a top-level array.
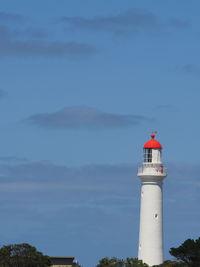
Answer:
[{"left": 137, "top": 133, "right": 167, "bottom": 266}]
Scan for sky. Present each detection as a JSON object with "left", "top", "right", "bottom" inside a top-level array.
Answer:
[{"left": 0, "top": 0, "right": 200, "bottom": 266}]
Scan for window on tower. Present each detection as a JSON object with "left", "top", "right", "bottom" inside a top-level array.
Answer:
[{"left": 144, "top": 148, "right": 152, "bottom": 162}]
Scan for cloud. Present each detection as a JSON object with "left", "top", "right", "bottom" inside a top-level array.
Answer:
[
  {"left": 0, "top": 25, "right": 11, "bottom": 39},
  {"left": 0, "top": 23, "right": 95, "bottom": 57},
  {"left": 154, "top": 104, "right": 178, "bottom": 112},
  {"left": 0, "top": 156, "right": 27, "bottom": 163},
  {"left": 0, "top": 160, "right": 135, "bottom": 187},
  {"left": 0, "top": 159, "right": 199, "bottom": 210},
  {"left": 25, "top": 105, "right": 151, "bottom": 130},
  {"left": 61, "top": 9, "right": 159, "bottom": 35},
  {"left": 0, "top": 11, "right": 26, "bottom": 23},
  {"left": 0, "top": 159, "right": 199, "bottom": 221},
  {"left": 180, "top": 64, "right": 199, "bottom": 74},
  {"left": 155, "top": 104, "right": 173, "bottom": 110},
  {"left": 0, "top": 11, "right": 96, "bottom": 58},
  {"left": 0, "top": 88, "right": 7, "bottom": 98},
  {"left": 0, "top": 39, "right": 95, "bottom": 57},
  {"left": 60, "top": 9, "right": 190, "bottom": 36},
  {"left": 20, "top": 28, "right": 49, "bottom": 40},
  {"left": 168, "top": 17, "right": 190, "bottom": 29},
  {"left": 0, "top": 159, "right": 199, "bottom": 196}
]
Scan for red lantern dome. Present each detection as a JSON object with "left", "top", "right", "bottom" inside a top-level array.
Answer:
[{"left": 143, "top": 134, "right": 162, "bottom": 149}]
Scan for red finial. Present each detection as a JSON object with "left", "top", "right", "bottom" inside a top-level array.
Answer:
[{"left": 151, "top": 131, "right": 157, "bottom": 139}]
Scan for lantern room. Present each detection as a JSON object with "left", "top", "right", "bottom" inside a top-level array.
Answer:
[{"left": 143, "top": 134, "right": 163, "bottom": 164}]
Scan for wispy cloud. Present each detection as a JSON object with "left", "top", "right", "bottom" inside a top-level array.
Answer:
[
  {"left": 0, "top": 161, "right": 135, "bottom": 186},
  {"left": 0, "top": 21, "right": 95, "bottom": 57},
  {"left": 0, "top": 39, "right": 95, "bottom": 57},
  {"left": 25, "top": 105, "right": 152, "bottom": 130},
  {"left": 0, "top": 25, "right": 11, "bottom": 39},
  {"left": 61, "top": 9, "right": 159, "bottom": 36},
  {"left": 154, "top": 104, "right": 178, "bottom": 112},
  {"left": 60, "top": 9, "right": 190, "bottom": 36},
  {"left": 0, "top": 88, "right": 7, "bottom": 98},
  {"left": 0, "top": 156, "right": 27, "bottom": 163},
  {"left": 0, "top": 11, "right": 26, "bottom": 23},
  {"left": 0, "top": 159, "right": 199, "bottom": 207},
  {"left": 18, "top": 28, "right": 49, "bottom": 40},
  {"left": 0, "top": 159, "right": 199, "bottom": 200},
  {"left": 168, "top": 17, "right": 190, "bottom": 29},
  {"left": 180, "top": 64, "right": 199, "bottom": 74}
]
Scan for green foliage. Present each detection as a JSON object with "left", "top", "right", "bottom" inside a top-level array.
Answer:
[
  {"left": 96, "top": 257, "right": 124, "bottom": 267},
  {"left": 96, "top": 257, "right": 148, "bottom": 267},
  {"left": 0, "top": 243, "right": 51, "bottom": 267},
  {"left": 153, "top": 260, "right": 187, "bottom": 267},
  {"left": 125, "top": 258, "right": 149, "bottom": 267},
  {"left": 169, "top": 237, "right": 200, "bottom": 267}
]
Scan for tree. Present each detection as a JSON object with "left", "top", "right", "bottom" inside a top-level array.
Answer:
[
  {"left": 153, "top": 260, "right": 187, "bottom": 267},
  {"left": 169, "top": 237, "right": 200, "bottom": 267},
  {"left": 0, "top": 243, "right": 51, "bottom": 267},
  {"left": 96, "top": 257, "right": 124, "bottom": 267},
  {"left": 96, "top": 257, "right": 148, "bottom": 267},
  {"left": 125, "top": 258, "right": 149, "bottom": 267}
]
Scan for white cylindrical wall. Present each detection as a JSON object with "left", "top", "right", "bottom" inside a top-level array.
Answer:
[
  {"left": 152, "top": 149, "right": 162, "bottom": 163},
  {"left": 138, "top": 178, "right": 164, "bottom": 266}
]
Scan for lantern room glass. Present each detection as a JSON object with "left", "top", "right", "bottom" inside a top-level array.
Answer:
[{"left": 144, "top": 148, "right": 152, "bottom": 162}]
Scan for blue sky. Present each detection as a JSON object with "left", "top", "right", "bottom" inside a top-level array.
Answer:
[{"left": 0, "top": 1, "right": 200, "bottom": 266}]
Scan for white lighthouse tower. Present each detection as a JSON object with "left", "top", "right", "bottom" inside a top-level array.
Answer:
[{"left": 137, "top": 133, "right": 167, "bottom": 266}]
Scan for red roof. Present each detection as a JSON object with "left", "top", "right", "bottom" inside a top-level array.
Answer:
[{"left": 143, "top": 134, "right": 162, "bottom": 149}]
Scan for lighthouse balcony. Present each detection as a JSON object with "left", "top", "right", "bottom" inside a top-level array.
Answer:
[{"left": 137, "top": 164, "right": 167, "bottom": 177}]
